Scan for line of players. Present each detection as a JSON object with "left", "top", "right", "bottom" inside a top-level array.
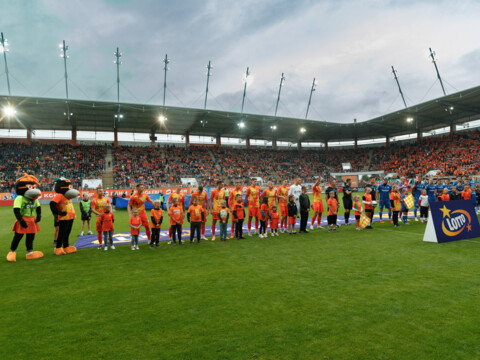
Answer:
[
  {"left": 85, "top": 176, "right": 480, "bottom": 247},
  {"left": 368, "top": 176, "right": 480, "bottom": 225}
]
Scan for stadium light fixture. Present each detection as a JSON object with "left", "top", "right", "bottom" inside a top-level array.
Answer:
[
  {"left": 3, "top": 105, "right": 16, "bottom": 117},
  {"left": 158, "top": 115, "right": 167, "bottom": 122},
  {"left": 300, "top": 127, "right": 306, "bottom": 133},
  {"left": 114, "top": 114, "right": 124, "bottom": 119},
  {"left": 406, "top": 117, "right": 414, "bottom": 123},
  {"left": 238, "top": 122, "right": 245, "bottom": 128},
  {"left": 270, "top": 125, "right": 277, "bottom": 130},
  {"left": 449, "top": 106, "right": 454, "bottom": 111}
]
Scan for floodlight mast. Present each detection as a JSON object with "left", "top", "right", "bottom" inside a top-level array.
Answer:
[
  {"left": 305, "top": 77, "right": 316, "bottom": 119},
  {"left": 163, "top": 54, "right": 169, "bottom": 107},
  {"left": 60, "top": 40, "right": 69, "bottom": 100},
  {"left": 204, "top": 60, "right": 212, "bottom": 109},
  {"left": 429, "top": 48, "right": 446, "bottom": 96},
  {"left": 391, "top": 66, "right": 407, "bottom": 108},
  {"left": 241, "top": 67, "right": 249, "bottom": 114},
  {"left": 274, "top": 72, "right": 286, "bottom": 117},
  {"left": 114, "top": 47, "right": 122, "bottom": 128},
  {"left": 0, "top": 32, "right": 11, "bottom": 96}
]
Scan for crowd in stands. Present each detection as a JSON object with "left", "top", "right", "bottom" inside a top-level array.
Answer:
[
  {"left": 0, "top": 143, "right": 104, "bottom": 192},
  {"left": 113, "top": 146, "right": 170, "bottom": 189},
  {"left": 1, "top": 129, "right": 480, "bottom": 193},
  {"left": 371, "top": 131, "right": 480, "bottom": 177}
]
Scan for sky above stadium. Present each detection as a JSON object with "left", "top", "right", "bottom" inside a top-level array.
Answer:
[{"left": 2, "top": 0, "right": 480, "bottom": 124}]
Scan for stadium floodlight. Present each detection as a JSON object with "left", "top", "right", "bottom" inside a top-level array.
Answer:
[
  {"left": 63, "top": 112, "right": 73, "bottom": 116},
  {"left": 114, "top": 114, "right": 124, "bottom": 119},
  {"left": 300, "top": 127, "right": 306, "bottom": 133},
  {"left": 406, "top": 117, "right": 414, "bottom": 123},
  {"left": 238, "top": 122, "right": 245, "bottom": 128},
  {"left": 449, "top": 106, "right": 454, "bottom": 111},
  {"left": 158, "top": 115, "right": 167, "bottom": 122},
  {"left": 270, "top": 125, "right": 277, "bottom": 130},
  {"left": 3, "top": 105, "right": 16, "bottom": 117}
]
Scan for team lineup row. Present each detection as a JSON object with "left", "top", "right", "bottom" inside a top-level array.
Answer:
[{"left": 7, "top": 175, "right": 480, "bottom": 261}]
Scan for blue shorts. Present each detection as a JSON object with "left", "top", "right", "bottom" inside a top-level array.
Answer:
[
  {"left": 428, "top": 196, "right": 437, "bottom": 203},
  {"left": 379, "top": 198, "right": 391, "bottom": 209},
  {"left": 414, "top": 197, "right": 420, "bottom": 208},
  {"left": 401, "top": 205, "right": 408, "bottom": 212}
]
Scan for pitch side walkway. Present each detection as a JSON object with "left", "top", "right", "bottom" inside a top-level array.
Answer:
[{"left": 75, "top": 211, "right": 419, "bottom": 249}]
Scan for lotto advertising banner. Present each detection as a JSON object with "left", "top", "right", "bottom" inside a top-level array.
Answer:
[{"left": 423, "top": 200, "right": 480, "bottom": 243}]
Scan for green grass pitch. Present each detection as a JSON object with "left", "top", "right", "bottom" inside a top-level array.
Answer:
[{"left": 1, "top": 194, "right": 480, "bottom": 359}]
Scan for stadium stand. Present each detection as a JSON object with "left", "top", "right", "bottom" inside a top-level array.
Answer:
[
  {"left": 0, "top": 143, "right": 105, "bottom": 192},
  {"left": 1, "top": 130, "right": 479, "bottom": 192}
]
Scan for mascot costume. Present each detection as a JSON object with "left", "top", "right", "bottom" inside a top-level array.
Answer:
[
  {"left": 7, "top": 174, "right": 44, "bottom": 262},
  {"left": 50, "top": 177, "right": 79, "bottom": 255}
]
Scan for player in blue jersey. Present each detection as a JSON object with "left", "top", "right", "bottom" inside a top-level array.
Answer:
[
  {"left": 456, "top": 180, "right": 464, "bottom": 192},
  {"left": 377, "top": 178, "right": 392, "bottom": 223},
  {"left": 412, "top": 179, "right": 425, "bottom": 222},
  {"left": 435, "top": 179, "right": 445, "bottom": 201},
  {"left": 466, "top": 175, "right": 475, "bottom": 188},
  {"left": 425, "top": 179, "right": 437, "bottom": 204},
  {"left": 444, "top": 179, "right": 453, "bottom": 194}
]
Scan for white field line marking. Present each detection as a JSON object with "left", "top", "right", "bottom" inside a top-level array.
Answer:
[{"left": 374, "top": 228, "right": 422, "bottom": 236}]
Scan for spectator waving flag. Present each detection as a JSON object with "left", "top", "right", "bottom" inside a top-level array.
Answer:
[
  {"left": 359, "top": 214, "right": 371, "bottom": 229},
  {"left": 404, "top": 194, "right": 415, "bottom": 209}
]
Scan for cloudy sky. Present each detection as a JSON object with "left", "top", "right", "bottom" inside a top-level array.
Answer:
[{"left": 1, "top": 0, "right": 480, "bottom": 124}]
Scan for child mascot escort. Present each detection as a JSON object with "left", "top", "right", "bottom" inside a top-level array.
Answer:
[
  {"left": 49, "top": 178, "right": 79, "bottom": 255},
  {"left": 6, "top": 174, "right": 43, "bottom": 262}
]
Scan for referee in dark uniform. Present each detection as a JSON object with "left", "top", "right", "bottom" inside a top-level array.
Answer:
[
  {"left": 366, "top": 178, "right": 377, "bottom": 224},
  {"left": 325, "top": 179, "right": 339, "bottom": 201},
  {"left": 342, "top": 178, "right": 353, "bottom": 225}
]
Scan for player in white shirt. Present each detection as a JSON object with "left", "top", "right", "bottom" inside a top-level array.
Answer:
[{"left": 288, "top": 178, "right": 302, "bottom": 212}]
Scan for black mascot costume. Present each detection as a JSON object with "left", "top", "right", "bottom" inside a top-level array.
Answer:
[
  {"left": 49, "top": 177, "right": 79, "bottom": 255},
  {"left": 7, "top": 173, "right": 43, "bottom": 262}
]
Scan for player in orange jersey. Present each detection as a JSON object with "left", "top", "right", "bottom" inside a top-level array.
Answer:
[
  {"left": 311, "top": 178, "right": 325, "bottom": 230},
  {"left": 210, "top": 180, "right": 226, "bottom": 241},
  {"left": 190, "top": 185, "right": 210, "bottom": 240},
  {"left": 229, "top": 181, "right": 243, "bottom": 239},
  {"left": 128, "top": 184, "right": 155, "bottom": 242},
  {"left": 261, "top": 181, "right": 277, "bottom": 235},
  {"left": 245, "top": 178, "right": 261, "bottom": 236},
  {"left": 277, "top": 179, "right": 289, "bottom": 233},
  {"left": 91, "top": 188, "right": 111, "bottom": 249}
]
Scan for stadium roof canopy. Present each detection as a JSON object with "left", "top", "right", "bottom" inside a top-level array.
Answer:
[{"left": 1, "top": 85, "right": 480, "bottom": 143}]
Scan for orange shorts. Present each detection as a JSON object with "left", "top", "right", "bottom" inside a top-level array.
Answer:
[
  {"left": 96, "top": 218, "right": 103, "bottom": 232},
  {"left": 313, "top": 201, "right": 324, "bottom": 214},
  {"left": 212, "top": 212, "right": 220, "bottom": 220},
  {"left": 140, "top": 213, "right": 150, "bottom": 227},
  {"left": 288, "top": 216, "right": 296, "bottom": 225},
  {"left": 248, "top": 207, "right": 260, "bottom": 218},
  {"left": 279, "top": 205, "right": 288, "bottom": 217},
  {"left": 12, "top": 217, "right": 40, "bottom": 234}
]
